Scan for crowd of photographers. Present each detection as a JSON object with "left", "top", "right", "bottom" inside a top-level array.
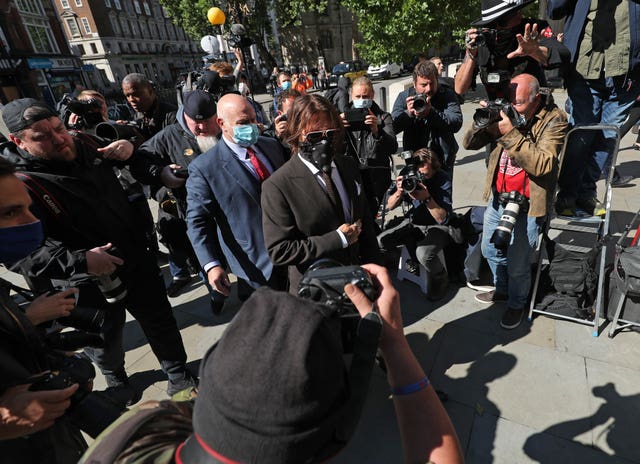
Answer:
[{"left": 1, "top": 0, "right": 638, "bottom": 461}]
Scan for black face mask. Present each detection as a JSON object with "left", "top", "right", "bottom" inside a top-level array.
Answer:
[
  {"left": 299, "top": 139, "right": 334, "bottom": 174},
  {"left": 493, "top": 27, "right": 519, "bottom": 57}
]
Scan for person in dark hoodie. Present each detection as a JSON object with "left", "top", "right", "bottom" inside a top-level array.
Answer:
[{"left": 131, "top": 90, "right": 221, "bottom": 303}]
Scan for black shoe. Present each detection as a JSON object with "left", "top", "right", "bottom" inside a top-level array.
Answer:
[
  {"left": 611, "top": 174, "right": 633, "bottom": 187},
  {"left": 104, "top": 368, "right": 141, "bottom": 407},
  {"left": 167, "top": 371, "right": 198, "bottom": 397},
  {"left": 405, "top": 258, "right": 420, "bottom": 276},
  {"left": 500, "top": 307, "right": 524, "bottom": 330},
  {"left": 555, "top": 196, "right": 576, "bottom": 217},
  {"left": 166, "top": 276, "right": 192, "bottom": 298},
  {"left": 210, "top": 297, "right": 225, "bottom": 315},
  {"left": 475, "top": 290, "right": 507, "bottom": 304},
  {"left": 427, "top": 272, "right": 449, "bottom": 301},
  {"left": 576, "top": 197, "right": 605, "bottom": 217}
]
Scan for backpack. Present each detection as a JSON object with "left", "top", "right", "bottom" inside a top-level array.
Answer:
[
  {"left": 613, "top": 246, "right": 640, "bottom": 298},
  {"left": 544, "top": 237, "right": 601, "bottom": 318}
]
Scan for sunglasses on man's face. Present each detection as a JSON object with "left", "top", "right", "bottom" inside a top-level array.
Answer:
[{"left": 303, "top": 129, "right": 339, "bottom": 144}]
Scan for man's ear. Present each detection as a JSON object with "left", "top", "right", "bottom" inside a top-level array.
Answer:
[{"left": 8, "top": 134, "right": 23, "bottom": 149}]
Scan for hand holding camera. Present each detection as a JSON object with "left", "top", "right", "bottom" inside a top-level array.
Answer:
[
  {"left": 25, "top": 287, "right": 77, "bottom": 326},
  {"left": 339, "top": 220, "right": 362, "bottom": 245},
  {"left": 86, "top": 242, "right": 124, "bottom": 276},
  {"left": 408, "top": 94, "right": 431, "bottom": 117}
]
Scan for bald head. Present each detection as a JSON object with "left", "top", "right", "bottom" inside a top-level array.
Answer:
[
  {"left": 216, "top": 93, "right": 257, "bottom": 144},
  {"left": 509, "top": 73, "right": 541, "bottom": 120}
]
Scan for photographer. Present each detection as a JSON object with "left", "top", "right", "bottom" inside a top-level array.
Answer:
[
  {"left": 0, "top": 98, "right": 195, "bottom": 398},
  {"left": 454, "top": 0, "right": 569, "bottom": 100},
  {"left": 342, "top": 76, "right": 398, "bottom": 218},
  {"left": 121, "top": 73, "right": 177, "bottom": 139},
  {"left": 392, "top": 61, "right": 462, "bottom": 177},
  {"left": 378, "top": 149, "right": 453, "bottom": 301},
  {"left": 0, "top": 158, "right": 86, "bottom": 463},
  {"left": 462, "top": 74, "right": 568, "bottom": 329},
  {"left": 79, "top": 264, "right": 463, "bottom": 463}
]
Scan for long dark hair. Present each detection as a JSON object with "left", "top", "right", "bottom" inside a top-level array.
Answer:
[{"left": 284, "top": 94, "right": 345, "bottom": 153}]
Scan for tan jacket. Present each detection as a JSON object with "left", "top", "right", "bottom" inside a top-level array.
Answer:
[{"left": 462, "top": 103, "right": 569, "bottom": 217}]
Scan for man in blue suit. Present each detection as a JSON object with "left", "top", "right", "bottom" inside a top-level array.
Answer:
[{"left": 186, "top": 94, "right": 288, "bottom": 314}]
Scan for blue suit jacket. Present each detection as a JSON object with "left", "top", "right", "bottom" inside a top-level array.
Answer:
[{"left": 186, "top": 136, "right": 286, "bottom": 288}]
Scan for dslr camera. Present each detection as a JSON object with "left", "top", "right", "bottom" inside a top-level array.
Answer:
[
  {"left": 400, "top": 151, "right": 424, "bottom": 193},
  {"left": 46, "top": 286, "right": 105, "bottom": 334},
  {"left": 472, "top": 28, "right": 498, "bottom": 48},
  {"left": 472, "top": 98, "right": 526, "bottom": 130},
  {"left": 490, "top": 190, "right": 529, "bottom": 250},
  {"left": 412, "top": 93, "right": 429, "bottom": 113}
]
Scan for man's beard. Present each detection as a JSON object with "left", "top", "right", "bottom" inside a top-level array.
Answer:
[{"left": 196, "top": 135, "right": 218, "bottom": 153}]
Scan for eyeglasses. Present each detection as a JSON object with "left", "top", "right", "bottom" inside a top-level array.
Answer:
[{"left": 303, "top": 129, "right": 339, "bottom": 144}]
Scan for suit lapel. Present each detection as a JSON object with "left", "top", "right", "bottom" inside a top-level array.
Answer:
[
  {"left": 334, "top": 157, "right": 356, "bottom": 222},
  {"left": 290, "top": 155, "right": 338, "bottom": 218},
  {"left": 219, "top": 140, "right": 260, "bottom": 205}
]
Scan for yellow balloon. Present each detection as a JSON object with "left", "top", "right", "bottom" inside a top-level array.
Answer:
[{"left": 207, "top": 7, "right": 226, "bottom": 25}]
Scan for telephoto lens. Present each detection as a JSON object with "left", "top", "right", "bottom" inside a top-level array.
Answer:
[
  {"left": 95, "top": 246, "right": 128, "bottom": 303},
  {"left": 413, "top": 94, "right": 427, "bottom": 113},
  {"left": 490, "top": 192, "right": 524, "bottom": 250}
]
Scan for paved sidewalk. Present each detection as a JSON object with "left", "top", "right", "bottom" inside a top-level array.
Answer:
[{"left": 2, "top": 88, "right": 639, "bottom": 463}]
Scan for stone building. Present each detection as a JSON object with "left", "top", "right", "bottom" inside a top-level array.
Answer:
[{"left": 54, "top": 0, "right": 199, "bottom": 94}]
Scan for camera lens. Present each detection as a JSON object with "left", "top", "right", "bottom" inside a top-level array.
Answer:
[{"left": 490, "top": 201, "right": 520, "bottom": 250}]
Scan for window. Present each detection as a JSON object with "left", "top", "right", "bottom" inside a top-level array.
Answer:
[
  {"left": 74, "top": 0, "right": 82, "bottom": 6},
  {"left": 16, "top": 0, "right": 44, "bottom": 15},
  {"left": 25, "top": 21, "right": 59, "bottom": 53},
  {"left": 113, "top": 0, "right": 121, "bottom": 9},
  {"left": 90, "top": 42, "right": 98, "bottom": 54},
  {"left": 120, "top": 18, "right": 129, "bottom": 35},
  {"left": 65, "top": 17, "right": 80, "bottom": 36},
  {"left": 133, "top": 0, "right": 141, "bottom": 14},
  {"left": 81, "top": 17, "right": 91, "bottom": 34},
  {"left": 61, "top": 0, "right": 70, "bottom": 8},
  {"left": 105, "top": 0, "right": 110, "bottom": 6},
  {"left": 320, "top": 30, "right": 333, "bottom": 50},
  {"left": 143, "top": 2, "right": 150, "bottom": 15},
  {"left": 110, "top": 16, "right": 120, "bottom": 34},
  {"left": 77, "top": 43, "right": 85, "bottom": 54}
]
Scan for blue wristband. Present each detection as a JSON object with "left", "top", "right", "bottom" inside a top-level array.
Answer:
[{"left": 391, "top": 376, "right": 429, "bottom": 396}]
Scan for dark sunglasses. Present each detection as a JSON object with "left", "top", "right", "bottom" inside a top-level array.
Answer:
[{"left": 303, "top": 129, "right": 339, "bottom": 144}]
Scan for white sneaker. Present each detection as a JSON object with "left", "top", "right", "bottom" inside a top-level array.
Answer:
[{"left": 466, "top": 281, "right": 496, "bottom": 293}]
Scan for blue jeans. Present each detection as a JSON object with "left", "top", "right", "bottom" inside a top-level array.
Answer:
[
  {"left": 559, "top": 72, "right": 638, "bottom": 200},
  {"left": 481, "top": 197, "right": 543, "bottom": 309}
]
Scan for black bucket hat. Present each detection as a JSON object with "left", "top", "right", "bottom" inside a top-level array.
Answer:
[{"left": 472, "top": 0, "right": 535, "bottom": 26}]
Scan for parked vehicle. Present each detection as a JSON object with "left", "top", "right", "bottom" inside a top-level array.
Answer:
[
  {"left": 367, "top": 62, "right": 402, "bottom": 80},
  {"left": 328, "top": 60, "right": 368, "bottom": 86}
]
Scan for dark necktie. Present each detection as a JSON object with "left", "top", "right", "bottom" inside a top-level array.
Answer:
[
  {"left": 247, "top": 147, "right": 270, "bottom": 182},
  {"left": 321, "top": 171, "right": 345, "bottom": 221}
]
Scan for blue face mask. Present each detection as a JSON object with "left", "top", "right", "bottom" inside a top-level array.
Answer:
[
  {"left": 281, "top": 81, "right": 292, "bottom": 90},
  {"left": 353, "top": 98, "right": 373, "bottom": 109},
  {"left": 233, "top": 124, "right": 259, "bottom": 147},
  {"left": 0, "top": 221, "right": 44, "bottom": 264}
]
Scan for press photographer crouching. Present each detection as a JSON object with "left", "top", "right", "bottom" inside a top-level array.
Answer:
[
  {"left": 0, "top": 159, "right": 124, "bottom": 463},
  {"left": 79, "top": 264, "right": 463, "bottom": 463},
  {"left": 462, "top": 73, "right": 568, "bottom": 329},
  {"left": 378, "top": 149, "right": 454, "bottom": 301}
]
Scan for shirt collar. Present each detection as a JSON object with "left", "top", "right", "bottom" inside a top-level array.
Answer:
[
  {"left": 297, "top": 153, "right": 337, "bottom": 175},
  {"left": 223, "top": 136, "right": 254, "bottom": 160}
]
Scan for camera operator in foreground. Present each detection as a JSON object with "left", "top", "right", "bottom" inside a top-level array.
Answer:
[
  {"left": 79, "top": 264, "right": 463, "bottom": 464},
  {"left": 0, "top": 158, "right": 86, "bottom": 462},
  {"left": 0, "top": 98, "right": 195, "bottom": 400},
  {"left": 392, "top": 61, "right": 462, "bottom": 177},
  {"left": 454, "top": 0, "right": 569, "bottom": 100},
  {"left": 462, "top": 73, "right": 568, "bottom": 329},
  {"left": 378, "top": 149, "right": 453, "bottom": 301},
  {"left": 342, "top": 76, "right": 398, "bottom": 218}
]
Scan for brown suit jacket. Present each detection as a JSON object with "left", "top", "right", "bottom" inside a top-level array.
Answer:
[{"left": 261, "top": 154, "right": 380, "bottom": 292}]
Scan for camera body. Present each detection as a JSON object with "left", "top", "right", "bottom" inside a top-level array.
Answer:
[
  {"left": 344, "top": 107, "right": 368, "bottom": 131},
  {"left": 60, "top": 95, "right": 104, "bottom": 130},
  {"left": 400, "top": 151, "right": 424, "bottom": 193},
  {"left": 412, "top": 93, "right": 429, "bottom": 113},
  {"left": 490, "top": 190, "right": 529, "bottom": 250},
  {"left": 298, "top": 264, "right": 380, "bottom": 317},
  {"left": 472, "top": 98, "right": 526, "bottom": 130},
  {"left": 171, "top": 167, "right": 189, "bottom": 179},
  {"left": 473, "top": 28, "right": 498, "bottom": 48},
  {"left": 47, "top": 287, "right": 105, "bottom": 334}
]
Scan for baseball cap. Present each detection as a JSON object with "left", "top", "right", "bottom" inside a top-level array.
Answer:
[
  {"left": 2, "top": 98, "right": 57, "bottom": 133},
  {"left": 183, "top": 287, "right": 363, "bottom": 463},
  {"left": 182, "top": 90, "right": 217, "bottom": 121},
  {"left": 472, "top": 0, "right": 534, "bottom": 26}
]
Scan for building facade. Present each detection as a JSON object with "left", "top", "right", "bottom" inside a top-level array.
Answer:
[
  {"left": 54, "top": 0, "right": 199, "bottom": 95},
  {"left": 0, "top": 0, "right": 83, "bottom": 107}
]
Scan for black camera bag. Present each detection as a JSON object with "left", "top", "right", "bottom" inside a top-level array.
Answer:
[{"left": 614, "top": 246, "right": 640, "bottom": 298}]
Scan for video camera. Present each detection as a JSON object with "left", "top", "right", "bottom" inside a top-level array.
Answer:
[
  {"left": 400, "top": 151, "right": 424, "bottom": 193},
  {"left": 58, "top": 94, "right": 104, "bottom": 130},
  {"left": 472, "top": 98, "right": 526, "bottom": 130},
  {"left": 227, "top": 23, "right": 255, "bottom": 49}
]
